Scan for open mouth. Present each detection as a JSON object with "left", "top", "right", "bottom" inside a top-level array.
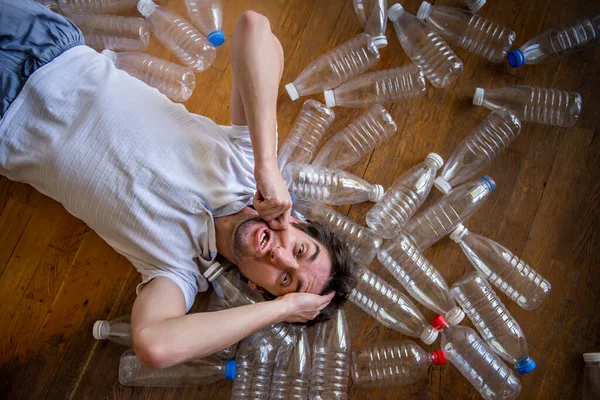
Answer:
[{"left": 256, "top": 227, "right": 271, "bottom": 254}]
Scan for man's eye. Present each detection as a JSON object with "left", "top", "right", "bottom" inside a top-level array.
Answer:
[
  {"left": 282, "top": 273, "right": 290, "bottom": 286},
  {"left": 296, "top": 244, "right": 305, "bottom": 257}
]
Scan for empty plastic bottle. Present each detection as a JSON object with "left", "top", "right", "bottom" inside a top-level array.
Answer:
[
  {"left": 67, "top": 14, "right": 150, "bottom": 52},
  {"left": 459, "top": 0, "right": 486, "bottom": 13},
  {"left": 293, "top": 201, "right": 382, "bottom": 265},
  {"left": 285, "top": 33, "right": 381, "bottom": 101},
  {"left": 277, "top": 100, "right": 335, "bottom": 171},
  {"left": 283, "top": 163, "right": 384, "bottom": 205},
  {"left": 309, "top": 309, "right": 351, "bottom": 400},
  {"left": 232, "top": 336, "right": 282, "bottom": 399},
  {"left": 450, "top": 224, "right": 552, "bottom": 311},
  {"left": 432, "top": 314, "right": 522, "bottom": 400},
  {"left": 473, "top": 85, "right": 582, "bottom": 128},
  {"left": 583, "top": 353, "right": 600, "bottom": 400},
  {"left": 388, "top": 4, "right": 463, "bottom": 88},
  {"left": 119, "top": 349, "right": 236, "bottom": 387},
  {"left": 137, "top": 0, "right": 216, "bottom": 72},
  {"left": 269, "top": 326, "right": 311, "bottom": 400},
  {"left": 92, "top": 315, "right": 132, "bottom": 347},
  {"left": 349, "top": 267, "right": 439, "bottom": 344},
  {"left": 312, "top": 104, "right": 398, "bottom": 170},
  {"left": 378, "top": 234, "right": 465, "bottom": 325},
  {"left": 58, "top": 0, "right": 137, "bottom": 14},
  {"left": 353, "top": 0, "right": 389, "bottom": 48},
  {"left": 36, "top": 0, "right": 60, "bottom": 12},
  {"left": 451, "top": 272, "right": 536, "bottom": 374},
  {"left": 416, "top": 2, "right": 515, "bottom": 63},
  {"left": 184, "top": 0, "right": 225, "bottom": 46},
  {"left": 508, "top": 14, "right": 600, "bottom": 68},
  {"left": 206, "top": 291, "right": 239, "bottom": 360},
  {"left": 404, "top": 176, "right": 495, "bottom": 250},
  {"left": 434, "top": 110, "right": 521, "bottom": 194},
  {"left": 366, "top": 153, "right": 443, "bottom": 238},
  {"left": 351, "top": 340, "right": 446, "bottom": 388},
  {"left": 101, "top": 50, "right": 195, "bottom": 102}
]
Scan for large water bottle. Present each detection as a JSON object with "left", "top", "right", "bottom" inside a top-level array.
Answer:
[
  {"left": 92, "top": 315, "right": 132, "bottom": 347},
  {"left": 473, "top": 85, "right": 582, "bottom": 128},
  {"left": 508, "top": 14, "right": 600, "bottom": 68},
  {"left": 432, "top": 315, "right": 522, "bottom": 400},
  {"left": 416, "top": 2, "right": 515, "bottom": 63},
  {"left": 293, "top": 201, "right": 382, "bottom": 265},
  {"left": 283, "top": 163, "right": 384, "bottom": 205},
  {"left": 118, "top": 349, "right": 236, "bottom": 387},
  {"left": 323, "top": 64, "right": 426, "bottom": 108},
  {"left": 58, "top": 0, "right": 137, "bottom": 14},
  {"left": 67, "top": 14, "right": 150, "bottom": 52},
  {"left": 206, "top": 291, "right": 239, "bottom": 360},
  {"left": 312, "top": 104, "right": 398, "bottom": 170},
  {"left": 377, "top": 234, "right": 465, "bottom": 325},
  {"left": 137, "top": 0, "right": 216, "bottom": 72},
  {"left": 451, "top": 272, "right": 537, "bottom": 375},
  {"left": 366, "top": 153, "right": 443, "bottom": 238},
  {"left": 184, "top": 0, "right": 225, "bottom": 47},
  {"left": 309, "top": 309, "right": 351, "bottom": 400},
  {"left": 232, "top": 336, "right": 282, "bottom": 399},
  {"left": 269, "top": 326, "right": 311, "bottom": 399},
  {"left": 388, "top": 4, "right": 463, "bottom": 88},
  {"left": 349, "top": 267, "right": 439, "bottom": 344},
  {"left": 101, "top": 50, "right": 195, "bottom": 103},
  {"left": 277, "top": 100, "right": 335, "bottom": 171},
  {"left": 404, "top": 176, "right": 495, "bottom": 250},
  {"left": 351, "top": 340, "right": 446, "bottom": 387},
  {"left": 434, "top": 110, "right": 521, "bottom": 194},
  {"left": 285, "top": 33, "right": 380, "bottom": 101},
  {"left": 353, "top": 0, "right": 389, "bottom": 48},
  {"left": 450, "top": 224, "right": 552, "bottom": 311}
]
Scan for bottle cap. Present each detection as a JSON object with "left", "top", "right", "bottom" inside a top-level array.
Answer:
[
  {"left": 92, "top": 320, "right": 108, "bottom": 340},
  {"left": 426, "top": 152, "right": 444, "bottom": 169},
  {"left": 449, "top": 223, "right": 468, "bottom": 242},
  {"left": 372, "top": 35, "right": 388, "bottom": 49},
  {"left": 387, "top": 4, "right": 404, "bottom": 21},
  {"left": 473, "top": 88, "right": 485, "bottom": 106},
  {"left": 434, "top": 176, "right": 452, "bottom": 194},
  {"left": 137, "top": 0, "right": 157, "bottom": 17},
  {"left": 203, "top": 261, "right": 223, "bottom": 281},
  {"left": 101, "top": 49, "right": 116, "bottom": 62},
  {"left": 416, "top": 1, "right": 433, "bottom": 20},
  {"left": 225, "top": 360, "right": 237, "bottom": 380},
  {"left": 323, "top": 90, "right": 336, "bottom": 107},
  {"left": 285, "top": 83, "right": 300, "bottom": 101},
  {"left": 515, "top": 357, "right": 536, "bottom": 374},
  {"left": 481, "top": 175, "right": 496, "bottom": 191},
  {"left": 432, "top": 350, "right": 446, "bottom": 365},
  {"left": 508, "top": 49, "right": 525, "bottom": 68},
  {"left": 584, "top": 353, "right": 600, "bottom": 363},
  {"left": 470, "top": 0, "right": 486, "bottom": 12},
  {"left": 445, "top": 307, "right": 465, "bottom": 325},
  {"left": 370, "top": 184, "right": 385, "bottom": 202},
  {"left": 431, "top": 314, "right": 449, "bottom": 331},
  {"left": 420, "top": 326, "right": 439, "bottom": 345},
  {"left": 207, "top": 30, "right": 226, "bottom": 47}
]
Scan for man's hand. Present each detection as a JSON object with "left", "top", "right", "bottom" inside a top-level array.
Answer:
[
  {"left": 254, "top": 158, "right": 293, "bottom": 230},
  {"left": 276, "top": 291, "right": 335, "bottom": 323}
]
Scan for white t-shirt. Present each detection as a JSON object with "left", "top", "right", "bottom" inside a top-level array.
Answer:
[{"left": 0, "top": 45, "right": 258, "bottom": 311}]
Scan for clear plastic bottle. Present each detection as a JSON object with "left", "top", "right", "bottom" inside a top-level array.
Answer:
[
  {"left": 450, "top": 224, "right": 552, "bottom": 311},
  {"left": 388, "top": 4, "right": 463, "bottom": 88},
  {"left": 283, "top": 162, "right": 384, "bottom": 205},
  {"left": 309, "top": 309, "right": 351, "bottom": 400},
  {"left": 270, "top": 326, "right": 311, "bottom": 400},
  {"left": 377, "top": 234, "right": 465, "bottom": 325},
  {"left": 206, "top": 291, "right": 239, "bottom": 360},
  {"left": 231, "top": 341, "right": 254, "bottom": 399},
  {"left": 353, "top": 0, "right": 389, "bottom": 48},
  {"left": 434, "top": 110, "right": 521, "bottom": 194},
  {"left": 293, "top": 201, "right": 382, "bottom": 265},
  {"left": 508, "top": 14, "right": 600, "bottom": 68},
  {"left": 416, "top": 1, "right": 515, "bottom": 63},
  {"left": 366, "top": 153, "right": 443, "bottom": 238},
  {"left": 451, "top": 272, "right": 536, "bottom": 375},
  {"left": 432, "top": 315, "right": 522, "bottom": 400},
  {"left": 349, "top": 267, "right": 439, "bottom": 344},
  {"left": 36, "top": 0, "right": 60, "bottom": 12},
  {"left": 137, "top": 0, "right": 216, "bottom": 73},
  {"left": 119, "top": 348, "right": 236, "bottom": 387},
  {"left": 473, "top": 85, "right": 583, "bottom": 128},
  {"left": 67, "top": 14, "right": 150, "bottom": 52},
  {"left": 312, "top": 104, "right": 398, "bottom": 170},
  {"left": 404, "top": 176, "right": 495, "bottom": 250},
  {"left": 184, "top": 0, "right": 225, "bottom": 47},
  {"left": 323, "top": 64, "right": 426, "bottom": 108},
  {"left": 101, "top": 50, "right": 195, "bottom": 103},
  {"left": 351, "top": 340, "right": 446, "bottom": 388},
  {"left": 460, "top": 0, "right": 486, "bottom": 13},
  {"left": 583, "top": 353, "right": 600, "bottom": 400},
  {"left": 277, "top": 100, "right": 335, "bottom": 171},
  {"left": 92, "top": 315, "right": 132, "bottom": 347},
  {"left": 58, "top": 0, "right": 137, "bottom": 14},
  {"left": 232, "top": 337, "right": 281, "bottom": 399},
  {"left": 285, "top": 33, "right": 381, "bottom": 101}
]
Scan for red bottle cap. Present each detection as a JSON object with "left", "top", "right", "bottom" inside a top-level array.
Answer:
[
  {"left": 432, "top": 314, "right": 448, "bottom": 331},
  {"left": 432, "top": 350, "right": 446, "bottom": 365}
]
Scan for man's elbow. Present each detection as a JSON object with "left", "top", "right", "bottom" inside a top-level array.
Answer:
[
  {"left": 132, "top": 328, "right": 170, "bottom": 370},
  {"left": 236, "top": 10, "right": 271, "bottom": 34}
]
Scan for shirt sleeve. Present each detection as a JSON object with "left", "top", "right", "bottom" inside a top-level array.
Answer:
[{"left": 136, "top": 268, "right": 207, "bottom": 312}]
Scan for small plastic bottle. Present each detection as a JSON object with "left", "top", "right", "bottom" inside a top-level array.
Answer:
[
  {"left": 378, "top": 234, "right": 465, "bottom": 325},
  {"left": 269, "top": 326, "right": 311, "bottom": 400},
  {"left": 404, "top": 176, "right": 495, "bottom": 250},
  {"left": 450, "top": 224, "right": 552, "bottom": 311},
  {"left": 433, "top": 315, "right": 522, "bottom": 400},
  {"left": 388, "top": 4, "right": 463, "bottom": 88},
  {"left": 119, "top": 349, "right": 236, "bottom": 387},
  {"left": 509, "top": 14, "right": 600, "bottom": 68},
  {"left": 312, "top": 104, "right": 398, "bottom": 170},
  {"left": 206, "top": 291, "right": 239, "bottom": 360},
  {"left": 434, "top": 110, "right": 521, "bottom": 194},
  {"left": 583, "top": 353, "right": 600, "bottom": 400},
  {"left": 58, "top": 0, "right": 137, "bottom": 14},
  {"left": 451, "top": 272, "right": 537, "bottom": 375},
  {"left": 293, "top": 201, "right": 382, "bottom": 265},
  {"left": 349, "top": 267, "right": 439, "bottom": 344},
  {"left": 285, "top": 33, "right": 380, "bottom": 101},
  {"left": 353, "top": 0, "right": 389, "bottom": 48},
  {"left": 417, "top": 1, "right": 515, "bottom": 63},
  {"left": 184, "top": 0, "right": 225, "bottom": 46},
  {"left": 101, "top": 50, "right": 196, "bottom": 103},
  {"left": 67, "top": 14, "right": 150, "bottom": 52},
  {"left": 473, "top": 86, "right": 583, "bottom": 128},
  {"left": 137, "top": 0, "right": 216, "bottom": 72},
  {"left": 283, "top": 162, "right": 384, "bottom": 205},
  {"left": 92, "top": 315, "right": 132, "bottom": 347},
  {"left": 351, "top": 340, "right": 445, "bottom": 388},
  {"left": 277, "top": 100, "right": 335, "bottom": 171},
  {"left": 366, "top": 153, "right": 443, "bottom": 238}
]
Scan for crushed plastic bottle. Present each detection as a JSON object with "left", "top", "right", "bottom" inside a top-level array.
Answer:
[
  {"left": 67, "top": 14, "right": 150, "bottom": 52},
  {"left": 353, "top": 0, "right": 389, "bottom": 48},
  {"left": 269, "top": 326, "right": 310, "bottom": 399},
  {"left": 58, "top": 0, "right": 137, "bottom": 14},
  {"left": 206, "top": 291, "right": 239, "bottom": 360},
  {"left": 92, "top": 315, "right": 132, "bottom": 347},
  {"left": 184, "top": 0, "right": 225, "bottom": 46}
]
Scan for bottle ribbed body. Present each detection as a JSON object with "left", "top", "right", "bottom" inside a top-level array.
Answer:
[
  {"left": 269, "top": 327, "right": 310, "bottom": 400},
  {"left": 68, "top": 14, "right": 150, "bottom": 52},
  {"left": 232, "top": 351, "right": 254, "bottom": 399},
  {"left": 233, "top": 338, "right": 282, "bottom": 399},
  {"left": 58, "top": 0, "right": 137, "bottom": 13},
  {"left": 184, "top": 0, "right": 222, "bottom": 38}
]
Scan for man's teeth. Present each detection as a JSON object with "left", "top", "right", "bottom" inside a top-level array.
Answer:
[{"left": 260, "top": 232, "right": 268, "bottom": 249}]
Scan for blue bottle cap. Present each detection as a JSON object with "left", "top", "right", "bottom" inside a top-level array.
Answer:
[
  {"left": 515, "top": 356, "right": 536, "bottom": 374},
  {"left": 208, "top": 30, "right": 226, "bottom": 47},
  {"left": 508, "top": 49, "right": 525, "bottom": 68},
  {"left": 480, "top": 176, "right": 496, "bottom": 192},
  {"left": 225, "top": 359, "right": 237, "bottom": 380}
]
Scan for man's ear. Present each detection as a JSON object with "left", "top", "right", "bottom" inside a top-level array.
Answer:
[{"left": 248, "top": 281, "right": 267, "bottom": 295}]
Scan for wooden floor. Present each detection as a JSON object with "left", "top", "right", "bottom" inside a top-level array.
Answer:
[{"left": 1, "top": 0, "right": 599, "bottom": 398}]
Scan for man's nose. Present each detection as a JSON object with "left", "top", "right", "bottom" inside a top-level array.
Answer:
[{"left": 270, "top": 247, "right": 299, "bottom": 270}]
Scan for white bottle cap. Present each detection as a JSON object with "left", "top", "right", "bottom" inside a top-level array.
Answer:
[
  {"left": 101, "top": 49, "right": 116, "bottom": 62},
  {"left": 426, "top": 152, "right": 443, "bottom": 168},
  {"left": 92, "top": 320, "right": 108, "bottom": 340},
  {"left": 434, "top": 176, "right": 452, "bottom": 194},
  {"left": 417, "top": 1, "right": 433, "bottom": 21},
  {"left": 137, "top": 0, "right": 157, "bottom": 17},
  {"left": 372, "top": 36, "right": 388, "bottom": 49},
  {"left": 387, "top": 4, "right": 404, "bottom": 21},
  {"left": 203, "top": 261, "right": 223, "bottom": 281},
  {"left": 473, "top": 88, "right": 485, "bottom": 106},
  {"left": 450, "top": 223, "right": 469, "bottom": 242},
  {"left": 285, "top": 83, "right": 300, "bottom": 101},
  {"left": 446, "top": 307, "right": 466, "bottom": 325},
  {"left": 470, "top": 0, "right": 486, "bottom": 12},
  {"left": 370, "top": 184, "right": 385, "bottom": 202},
  {"left": 584, "top": 353, "right": 600, "bottom": 363},
  {"left": 323, "top": 90, "right": 336, "bottom": 107},
  {"left": 420, "top": 327, "right": 439, "bottom": 345}
]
